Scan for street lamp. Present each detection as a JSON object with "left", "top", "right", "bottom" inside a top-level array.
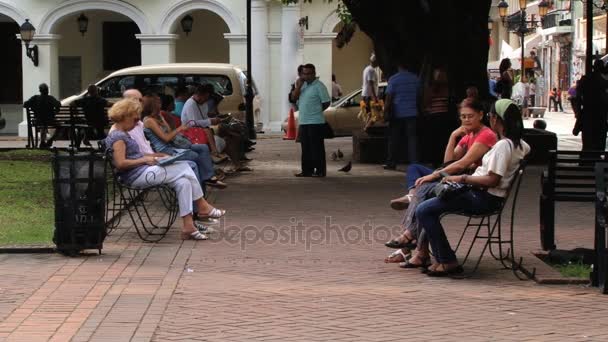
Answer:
[
  {"left": 19, "top": 19, "right": 38, "bottom": 67},
  {"left": 180, "top": 14, "right": 194, "bottom": 36},
  {"left": 77, "top": 13, "right": 89, "bottom": 36},
  {"left": 498, "top": 0, "right": 549, "bottom": 80}
]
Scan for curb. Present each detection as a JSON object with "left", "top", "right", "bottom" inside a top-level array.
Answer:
[
  {"left": 520, "top": 250, "right": 591, "bottom": 285},
  {"left": 0, "top": 247, "right": 56, "bottom": 254}
]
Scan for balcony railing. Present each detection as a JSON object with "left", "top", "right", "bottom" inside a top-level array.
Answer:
[{"left": 542, "top": 9, "right": 572, "bottom": 29}]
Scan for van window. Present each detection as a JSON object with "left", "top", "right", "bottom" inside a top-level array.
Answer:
[
  {"left": 139, "top": 75, "right": 180, "bottom": 96},
  {"left": 97, "top": 76, "right": 135, "bottom": 98},
  {"left": 184, "top": 75, "right": 233, "bottom": 96}
]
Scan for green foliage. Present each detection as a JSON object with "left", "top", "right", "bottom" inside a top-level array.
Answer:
[
  {"left": 554, "top": 262, "right": 592, "bottom": 279},
  {"left": 0, "top": 161, "right": 54, "bottom": 245},
  {"left": 278, "top": 0, "right": 352, "bottom": 24}
]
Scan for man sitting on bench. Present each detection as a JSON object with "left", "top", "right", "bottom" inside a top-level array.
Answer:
[{"left": 24, "top": 83, "right": 62, "bottom": 148}]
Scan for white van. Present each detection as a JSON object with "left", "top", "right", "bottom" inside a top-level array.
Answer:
[{"left": 62, "top": 63, "right": 262, "bottom": 126}]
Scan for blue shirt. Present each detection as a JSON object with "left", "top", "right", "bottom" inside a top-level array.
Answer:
[
  {"left": 105, "top": 130, "right": 148, "bottom": 185},
  {"left": 386, "top": 71, "right": 419, "bottom": 118},
  {"left": 489, "top": 79, "right": 498, "bottom": 97},
  {"left": 174, "top": 100, "right": 185, "bottom": 117},
  {"left": 297, "top": 79, "right": 331, "bottom": 125}
]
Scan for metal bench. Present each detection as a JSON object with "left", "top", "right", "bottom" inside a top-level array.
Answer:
[
  {"left": 442, "top": 161, "right": 529, "bottom": 278},
  {"left": 540, "top": 150, "right": 608, "bottom": 250},
  {"left": 593, "top": 162, "right": 608, "bottom": 293},
  {"left": 25, "top": 106, "right": 108, "bottom": 149},
  {"left": 101, "top": 144, "right": 178, "bottom": 242}
]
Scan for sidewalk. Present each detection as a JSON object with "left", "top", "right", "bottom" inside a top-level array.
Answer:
[{"left": 1, "top": 126, "right": 607, "bottom": 341}]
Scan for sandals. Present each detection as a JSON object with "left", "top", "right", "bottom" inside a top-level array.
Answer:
[
  {"left": 390, "top": 194, "right": 413, "bottom": 211},
  {"left": 182, "top": 230, "right": 209, "bottom": 240},
  {"left": 384, "top": 235, "right": 417, "bottom": 249},
  {"left": 194, "top": 221, "right": 217, "bottom": 234},
  {"left": 426, "top": 264, "right": 464, "bottom": 277},
  {"left": 205, "top": 177, "right": 228, "bottom": 189},
  {"left": 384, "top": 249, "right": 410, "bottom": 263},
  {"left": 201, "top": 208, "right": 226, "bottom": 219},
  {"left": 400, "top": 257, "right": 431, "bottom": 269}
]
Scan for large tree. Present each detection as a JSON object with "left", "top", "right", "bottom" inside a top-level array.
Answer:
[{"left": 343, "top": 0, "right": 492, "bottom": 101}]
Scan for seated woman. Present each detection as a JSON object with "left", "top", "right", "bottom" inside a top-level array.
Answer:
[
  {"left": 415, "top": 99, "right": 529, "bottom": 276},
  {"left": 141, "top": 93, "right": 227, "bottom": 189},
  {"left": 384, "top": 97, "right": 497, "bottom": 263},
  {"left": 105, "top": 98, "right": 226, "bottom": 240}
]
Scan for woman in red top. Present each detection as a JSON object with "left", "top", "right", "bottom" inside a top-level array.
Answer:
[{"left": 384, "top": 97, "right": 497, "bottom": 263}]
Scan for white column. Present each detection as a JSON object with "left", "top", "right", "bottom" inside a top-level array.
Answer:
[
  {"left": 18, "top": 34, "right": 61, "bottom": 138},
  {"left": 136, "top": 34, "right": 179, "bottom": 65},
  {"left": 303, "top": 33, "right": 337, "bottom": 91},
  {"left": 251, "top": 0, "right": 270, "bottom": 130},
  {"left": 267, "top": 33, "right": 283, "bottom": 131},
  {"left": 276, "top": 3, "right": 301, "bottom": 132},
  {"left": 224, "top": 34, "right": 247, "bottom": 69}
]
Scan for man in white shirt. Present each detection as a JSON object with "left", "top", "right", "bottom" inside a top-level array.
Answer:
[
  {"left": 181, "top": 85, "right": 228, "bottom": 163},
  {"left": 362, "top": 54, "right": 380, "bottom": 112},
  {"left": 332, "top": 74, "right": 343, "bottom": 101}
]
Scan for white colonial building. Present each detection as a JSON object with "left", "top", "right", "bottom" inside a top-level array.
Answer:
[{"left": 0, "top": 0, "right": 373, "bottom": 136}]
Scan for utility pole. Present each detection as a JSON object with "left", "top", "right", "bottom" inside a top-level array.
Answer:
[{"left": 246, "top": 0, "right": 256, "bottom": 139}]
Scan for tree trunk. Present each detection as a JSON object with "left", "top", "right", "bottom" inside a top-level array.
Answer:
[{"left": 343, "top": 0, "right": 492, "bottom": 101}]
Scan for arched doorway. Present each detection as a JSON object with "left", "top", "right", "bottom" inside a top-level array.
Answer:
[
  {"left": 174, "top": 10, "right": 230, "bottom": 63},
  {"left": 0, "top": 13, "right": 23, "bottom": 134},
  {"left": 53, "top": 10, "right": 141, "bottom": 98},
  {"left": 332, "top": 23, "right": 374, "bottom": 95}
]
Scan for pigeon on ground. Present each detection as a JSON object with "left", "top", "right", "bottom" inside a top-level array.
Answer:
[
  {"left": 337, "top": 149, "right": 344, "bottom": 159},
  {"left": 338, "top": 161, "right": 352, "bottom": 173},
  {"left": 330, "top": 152, "right": 338, "bottom": 161}
]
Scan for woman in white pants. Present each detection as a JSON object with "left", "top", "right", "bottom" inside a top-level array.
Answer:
[{"left": 105, "top": 98, "right": 226, "bottom": 240}]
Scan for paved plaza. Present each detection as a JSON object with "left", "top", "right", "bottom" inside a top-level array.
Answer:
[{"left": 2, "top": 111, "right": 608, "bottom": 341}]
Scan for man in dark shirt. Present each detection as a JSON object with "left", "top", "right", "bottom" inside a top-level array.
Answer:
[
  {"left": 23, "top": 83, "right": 61, "bottom": 148},
  {"left": 575, "top": 60, "right": 608, "bottom": 151},
  {"left": 74, "top": 84, "right": 110, "bottom": 146}
]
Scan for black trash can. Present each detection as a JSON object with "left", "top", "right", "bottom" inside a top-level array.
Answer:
[{"left": 52, "top": 149, "right": 106, "bottom": 255}]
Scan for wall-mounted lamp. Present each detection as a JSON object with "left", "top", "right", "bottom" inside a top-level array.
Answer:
[
  {"left": 77, "top": 13, "right": 89, "bottom": 36},
  {"left": 19, "top": 19, "right": 38, "bottom": 67},
  {"left": 181, "top": 14, "right": 194, "bottom": 35},
  {"left": 299, "top": 16, "right": 309, "bottom": 30}
]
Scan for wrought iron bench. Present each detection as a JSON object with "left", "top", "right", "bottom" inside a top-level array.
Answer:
[
  {"left": 25, "top": 106, "right": 109, "bottom": 149},
  {"left": 540, "top": 150, "right": 608, "bottom": 250},
  {"left": 593, "top": 162, "right": 608, "bottom": 294},
  {"left": 101, "top": 144, "right": 178, "bottom": 242},
  {"left": 441, "top": 160, "right": 529, "bottom": 278}
]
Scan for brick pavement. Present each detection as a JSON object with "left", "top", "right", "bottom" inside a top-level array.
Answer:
[{"left": 1, "top": 130, "right": 608, "bottom": 341}]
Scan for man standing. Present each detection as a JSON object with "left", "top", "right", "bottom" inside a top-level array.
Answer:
[
  {"left": 24, "top": 83, "right": 61, "bottom": 148},
  {"left": 362, "top": 54, "right": 380, "bottom": 113},
  {"left": 383, "top": 63, "right": 420, "bottom": 170},
  {"left": 576, "top": 60, "right": 608, "bottom": 151},
  {"left": 291, "top": 64, "right": 331, "bottom": 177}
]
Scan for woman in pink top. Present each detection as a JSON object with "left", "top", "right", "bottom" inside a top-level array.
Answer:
[{"left": 384, "top": 97, "right": 497, "bottom": 264}]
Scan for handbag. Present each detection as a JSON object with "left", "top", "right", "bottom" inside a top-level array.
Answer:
[
  {"left": 433, "top": 181, "right": 471, "bottom": 201},
  {"left": 182, "top": 121, "right": 209, "bottom": 145},
  {"left": 172, "top": 133, "right": 192, "bottom": 149}
]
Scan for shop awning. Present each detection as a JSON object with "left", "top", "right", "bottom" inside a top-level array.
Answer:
[{"left": 508, "top": 33, "right": 542, "bottom": 60}]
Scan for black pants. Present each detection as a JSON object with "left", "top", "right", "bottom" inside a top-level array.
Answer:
[
  {"left": 582, "top": 119, "right": 608, "bottom": 151},
  {"left": 549, "top": 96, "right": 563, "bottom": 112},
  {"left": 299, "top": 124, "right": 326, "bottom": 176},
  {"left": 386, "top": 117, "right": 418, "bottom": 166}
]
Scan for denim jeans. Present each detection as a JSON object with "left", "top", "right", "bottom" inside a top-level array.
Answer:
[
  {"left": 405, "top": 164, "right": 434, "bottom": 190},
  {"left": 160, "top": 144, "right": 214, "bottom": 183},
  {"left": 415, "top": 189, "right": 503, "bottom": 264}
]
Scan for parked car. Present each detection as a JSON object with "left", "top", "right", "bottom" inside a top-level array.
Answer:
[
  {"left": 282, "top": 82, "right": 387, "bottom": 136},
  {"left": 62, "top": 63, "right": 262, "bottom": 126}
]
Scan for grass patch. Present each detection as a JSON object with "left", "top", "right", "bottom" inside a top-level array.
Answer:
[
  {"left": 553, "top": 262, "right": 592, "bottom": 279},
  {"left": 0, "top": 160, "right": 54, "bottom": 245},
  {"left": 0, "top": 149, "right": 52, "bottom": 161}
]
